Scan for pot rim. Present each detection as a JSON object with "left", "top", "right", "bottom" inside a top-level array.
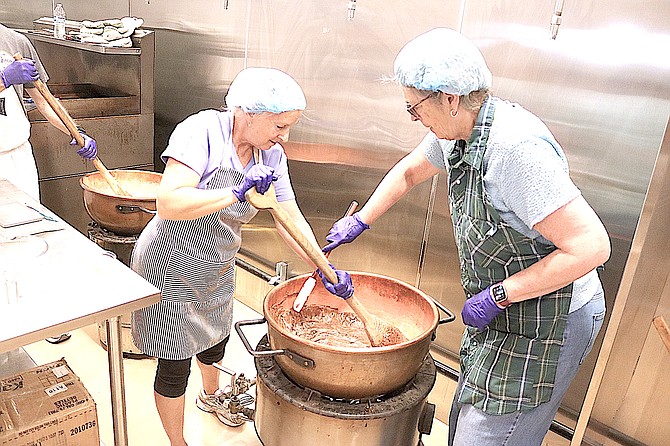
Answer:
[
  {"left": 264, "top": 271, "right": 439, "bottom": 354},
  {"left": 80, "top": 169, "right": 162, "bottom": 201}
]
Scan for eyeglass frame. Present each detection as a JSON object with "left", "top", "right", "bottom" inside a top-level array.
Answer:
[{"left": 406, "top": 91, "right": 439, "bottom": 119}]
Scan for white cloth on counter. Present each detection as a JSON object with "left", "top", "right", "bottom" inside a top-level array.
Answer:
[{"left": 79, "top": 17, "right": 144, "bottom": 48}]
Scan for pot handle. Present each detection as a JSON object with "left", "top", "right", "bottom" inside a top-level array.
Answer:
[
  {"left": 234, "top": 319, "right": 315, "bottom": 369},
  {"left": 116, "top": 204, "right": 157, "bottom": 215},
  {"left": 431, "top": 297, "right": 456, "bottom": 325}
]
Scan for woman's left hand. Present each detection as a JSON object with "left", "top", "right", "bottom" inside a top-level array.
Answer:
[
  {"left": 71, "top": 131, "right": 97, "bottom": 159},
  {"left": 461, "top": 286, "right": 504, "bottom": 330}
]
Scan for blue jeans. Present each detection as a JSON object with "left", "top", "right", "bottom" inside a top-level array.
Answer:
[{"left": 448, "top": 291, "right": 606, "bottom": 446}]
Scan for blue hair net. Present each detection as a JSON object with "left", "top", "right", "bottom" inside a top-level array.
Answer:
[
  {"left": 225, "top": 67, "right": 306, "bottom": 114},
  {"left": 393, "top": 28, "right": 492, "bottom": 95}
]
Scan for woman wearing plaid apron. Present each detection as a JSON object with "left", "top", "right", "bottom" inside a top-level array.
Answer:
[{"left": 322, "top": 28, "right": 610, "bottom": 446}]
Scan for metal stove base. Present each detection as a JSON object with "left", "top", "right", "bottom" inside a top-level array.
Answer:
[{"left": 252, "top": 336, "right": 437, "bottom": 446}]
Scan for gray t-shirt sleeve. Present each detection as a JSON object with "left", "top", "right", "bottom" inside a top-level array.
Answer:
[
  {"left": 484, "top": 137, "right": 581, "bottom": 234},
  {"left": 419, "top": 106, "right": 579, "bottom": 238},
  {"left": 420, "top": 131, "right": 453, "bottom": 171},
  {"left": 26, "top": 43, "right": 48, "bottom": 83}
]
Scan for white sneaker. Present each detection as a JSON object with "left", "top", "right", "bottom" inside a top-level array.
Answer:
[
  {"left": 46, "top": 333, "right": 71, "bottom": 344},
  {"left": 195, "top": 389, "right": 253, "bottom": 427}
]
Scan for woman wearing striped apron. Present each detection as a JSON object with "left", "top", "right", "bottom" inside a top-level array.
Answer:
[
  {"left": 322, "top": 28, "right": 610, "bottom": 446},
  {"left": 130, "top": 68, "right": 353, "bottom": 446}
]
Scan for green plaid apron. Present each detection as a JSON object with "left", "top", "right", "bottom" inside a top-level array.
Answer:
[{"left": 449, "top": 97, "right": 572, "bottom": 415}]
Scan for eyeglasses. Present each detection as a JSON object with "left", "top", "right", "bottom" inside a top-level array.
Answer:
[{"left": 406, "top": 91, "right": 438, "bottom": 120}]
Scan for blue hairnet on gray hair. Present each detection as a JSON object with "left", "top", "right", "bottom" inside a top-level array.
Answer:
[
  {"left": 393, "top": 28, "right": 492, "bottom": 95},
  {"left": 225, "top": 67, "right": 307, "bottom": 114}
]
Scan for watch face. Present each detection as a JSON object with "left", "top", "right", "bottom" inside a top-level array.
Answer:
[{"left": 492, "top": 284, "right": 507, "bottom": 303}]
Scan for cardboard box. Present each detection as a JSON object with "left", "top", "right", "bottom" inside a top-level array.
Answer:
[{"left": 0, "top": 358, "right": 99, "bottom": 446}]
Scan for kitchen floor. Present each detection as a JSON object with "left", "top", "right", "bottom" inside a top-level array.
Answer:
[{"left": 22, "top": 300, "right": 572, "bottom": 446}]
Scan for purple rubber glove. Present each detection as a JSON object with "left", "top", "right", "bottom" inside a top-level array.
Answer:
[
  {"left": 1, "top": 59, "right": 39, "bottom": 88},
  {"left": 71, "top": 131, "right": 97, "bottom": 159},
  {"left": 461, "top": 286, "right": 504, "bottom": 330},
  {"left": 317, "top": 264, "right": 354, "bottom": 299},
  {"left": 322, "top": 212, "right": 370, "bottom": 253},
  {"left": 232, "top": 165, "right": 277, "bottom": 202}
]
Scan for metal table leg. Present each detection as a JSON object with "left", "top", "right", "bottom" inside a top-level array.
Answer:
[{"left": 106, "top": 317, "right": 128, "bottom": 446}]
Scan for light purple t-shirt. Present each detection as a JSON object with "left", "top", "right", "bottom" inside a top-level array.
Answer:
[{"left": 161, "top": 109, "right": 295, "bottom": 201}]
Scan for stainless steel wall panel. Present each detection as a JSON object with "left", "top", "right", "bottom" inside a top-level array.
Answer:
[
  {"left": 580, "top": 118, "right": 670, "bottom": 446},
  {"left": 234, "top": 0, "right": 463, "bottom": 284},
  {"left": 131, "top": 0, "right": 250, "bottom": 125},
  {"left": 31, "top": 114, "right": 154, "bottom": 176}
]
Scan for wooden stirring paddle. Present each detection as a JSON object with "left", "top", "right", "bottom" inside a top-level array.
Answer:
[
  {"left": 14, "top": 53, "right": 130, "bottom": 197},
  {"left": 246, "top": 185, "right": 406, "bottom": 347},
  {"left": 292, "top": 200, "right": 358, "bottom": 313}
]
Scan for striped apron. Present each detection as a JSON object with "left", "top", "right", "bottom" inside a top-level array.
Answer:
[{"left": 130, "top": 163, "right": 258, "bottom": 360}]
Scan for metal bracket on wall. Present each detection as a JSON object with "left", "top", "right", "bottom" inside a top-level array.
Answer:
[
  {"left": 268, "top": 261, "right": 289, "bottom": 286},
  {"left": 550, "top": 0, "right": 564, "bottom": 39},
  {"left": 347, "top": 0, "right": 357, "bottom": 20}
]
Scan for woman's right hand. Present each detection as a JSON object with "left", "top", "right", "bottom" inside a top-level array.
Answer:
[
  {"left": 231, "top": 164, "right": 277, "bottom": 202},
  {"left": 1, "top": 59, "right": 39, "bottom": 88},
  {"left": 317, "top": 264, "right": 354, "bottom": 299}
]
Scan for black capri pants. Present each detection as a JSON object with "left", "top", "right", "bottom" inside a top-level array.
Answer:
[{"left": 154, "top": 336, "right": 229, "bottom": 398}]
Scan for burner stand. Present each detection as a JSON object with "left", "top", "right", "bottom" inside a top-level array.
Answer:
[{"left": 253, "top": 335, "right": 437, "bottom": 446}]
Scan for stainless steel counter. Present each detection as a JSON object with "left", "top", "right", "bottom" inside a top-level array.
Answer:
[{"left": 0, "top": 179, "right": 160, "bottom": 446}]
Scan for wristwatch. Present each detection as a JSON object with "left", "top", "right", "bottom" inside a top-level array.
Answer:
[{"left": 491, "top": 283, "right": 511, "bottom": 308}]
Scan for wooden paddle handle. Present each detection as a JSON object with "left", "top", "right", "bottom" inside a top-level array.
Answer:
[
  {"left": 91, "top": 158, "right": 129, "bottom": 196},
  {"left": 269, "top": 204, "right": 337, "bottom": 283},
  {"left": 653, "top": 316, "right": 670, "bottom": 354},
  {"left": 13, "top": 53, "right": 130, "bottom": 197},
  {"left": 246, "top": 186, "right": 337, "bottom": 283}
]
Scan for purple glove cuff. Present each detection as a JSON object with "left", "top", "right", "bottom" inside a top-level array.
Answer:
[
  {"left": 231, "top": 185, "right": 247, "bottom": 202},
  {"left": 352, "top": 213, "right": 370, "bottom": 230}
]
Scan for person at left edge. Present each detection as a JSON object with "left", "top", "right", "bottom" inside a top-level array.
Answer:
[
  {"left": 129, "top": 67, "right": 354, "bottom": 446},
  {"left": 1, "top": 24, "right": 97, "bottom": 346},
  {"left": 0, "top": 24, "right": 97, "bottom": 201}
]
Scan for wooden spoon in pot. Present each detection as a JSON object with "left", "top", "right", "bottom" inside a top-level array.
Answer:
[
  {"left": 14, "top": 54, "right": 130, "bottom": 197},
  {"left": 246, "top": 185, "right": 406, "bottom": 347}
]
